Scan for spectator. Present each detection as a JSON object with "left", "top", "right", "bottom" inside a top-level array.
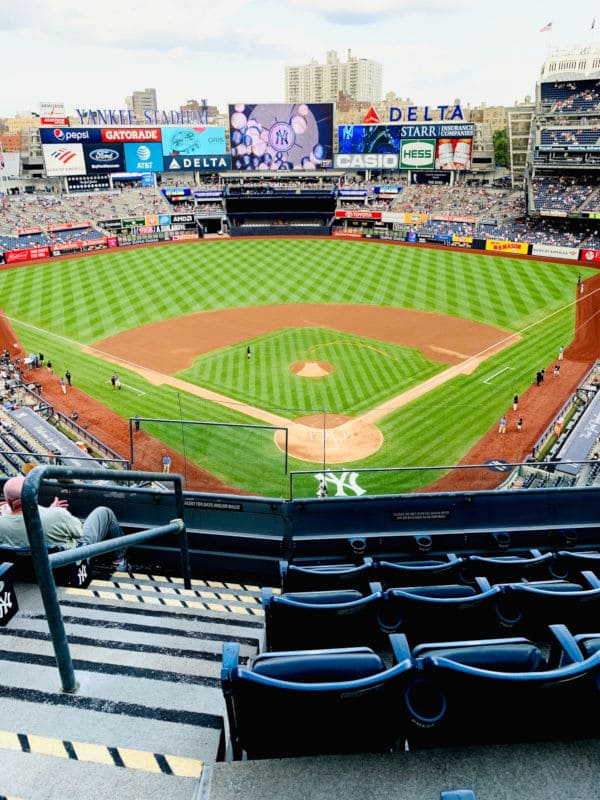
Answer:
[{"left": 0, "top": 476, "right": 128, "bottom": 571}]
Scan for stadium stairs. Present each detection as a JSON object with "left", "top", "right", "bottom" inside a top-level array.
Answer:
[{"left": 0, "top": 565, "right": 263, "bottom": 800}]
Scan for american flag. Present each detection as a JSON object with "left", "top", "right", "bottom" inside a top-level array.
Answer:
[{"left": 539, "top": 21, "right": 553, "bottom": 32}]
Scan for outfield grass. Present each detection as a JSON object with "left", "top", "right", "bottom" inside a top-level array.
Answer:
[{"left": 0, "top": 239, "right": 592, "bottom": 497}]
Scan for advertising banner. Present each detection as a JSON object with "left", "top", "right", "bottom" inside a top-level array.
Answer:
[
  {"left": 41, "top": 143, "right": 86, "bottom": 176},
  {"left": 102, "top": 128, "right": 161, "bottom": 143},
  {"left": 4, "top": 246, "right": 50, "bottom": 263},
  {"left": 338, "top": 125, "right": 402, "bottom": 154},
  {"left": 411, "top": 171, "right": 451, "bottom": 185},
  {"left": 83, "top": 142, "right": 125, "bottom": 173},
  {"left": 580, "top": 249, "right": 600, "bottom": 263},
  {"left": 381, "top": 212, "right": 428, "bottom": 225},
  {"left": 124, "top": 142, "right": 164, "bottom": 173},
  {"left": 400, "top": 139, "right": 435, "bottom": 169},
  {"left": 161, "top": 126, "right": 226, "bottom": 156},
  {"left": 47, "top": 221, "right": 92, "bottom": 232},
  {"left": 435, "top": 138, "right": 473, "bottom": 170},
  {"left": 335, "top": 210, "right": 382, "bottom": 220},
  {"left": 0, "top": 152, "right": 21, "bottom": 178},
  {"left": 485, "top": 240, "right": 529, "bottom": 254},
  {"left": 39, "top": 127, "right": 102, "bottom": 144},
  {"left": 531, "top": 244, "right": 580, "bottom": 261},
  {"left": 334, "top": 153, "right": 398, "bottom": 170},
  {"left": 162, "top": 154, "right": 231, "bottom": 172},
  {"left": 228, "top": 103, "right": 334, "bottom": 170}
]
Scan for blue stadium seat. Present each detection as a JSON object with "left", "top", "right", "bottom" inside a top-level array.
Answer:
[
  {"left": 221, "top": 634, "right": 413, "bottom": 759},
  {"left": 491, "top": 575, "right": 600, "bottom": 635},
  {"left": 379, "top": 578, "right": 501, "bottom": 642},
  {"left": 279, "top": 557, "right": 376, "bottom": 593},
  {"left": 262, "top": 584, "right": 385, "bottom": 651},
  {"left": 376, "top": 553, "right": 466, "bottom": 588},
  {"left": 549, "top": 550, "right": 600, "bottom": 580},
  {"left": 403, "top": 624, "right": 600, "bottom": 748},
  {"left": 462, "top": 550, "right": 553, "bottom": 585}
]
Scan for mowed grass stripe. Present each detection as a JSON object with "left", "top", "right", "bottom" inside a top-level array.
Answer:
[{"left": 0, "top": 240, "right": 591, "bottom": 495}]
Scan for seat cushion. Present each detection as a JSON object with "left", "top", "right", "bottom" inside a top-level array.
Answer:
[{"left": 251, "top": 649, "right": 384, "bottom": 682}]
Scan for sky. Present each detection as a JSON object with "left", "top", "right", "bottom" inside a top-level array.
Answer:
[{"left": 0, "top": 0, "right": 599, "bottom": 118}]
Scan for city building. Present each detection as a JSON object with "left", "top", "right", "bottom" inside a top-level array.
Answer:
[
  {"left": 125, "top": 88, "right": 158, "bottom": 123},
  {"left": 285, "top": 50, "right": 382, "bottom": 105}
]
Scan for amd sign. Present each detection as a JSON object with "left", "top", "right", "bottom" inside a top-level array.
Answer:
[{"left": 334, "top": 153, "right": 398, "bottom": 170}]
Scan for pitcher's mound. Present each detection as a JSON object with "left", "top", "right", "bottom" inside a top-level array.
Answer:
[
  {"left": 274, "top": 413, "right": 383, "bottom": 464},
  {"left": 290, "top": 361, "right": 334, "bottom": 378}
]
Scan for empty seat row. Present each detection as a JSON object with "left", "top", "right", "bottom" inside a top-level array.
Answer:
[
  {"left": 221, "top": 624, "right": 600, "bottom": 759},
  {"left": 280, "top": 550, "right": 600, "bottom": 593},
  {"left": 263, "top": 571, "right": 600, "bottom": 651}
]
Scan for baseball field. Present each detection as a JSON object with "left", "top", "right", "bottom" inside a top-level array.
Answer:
[{"left": 0, "top": 238, "right": 593, "bottom": 497}]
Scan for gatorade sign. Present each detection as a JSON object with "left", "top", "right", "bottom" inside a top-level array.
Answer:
[{"left": 400, "top": 140, "right": 435, "bottom": 169}]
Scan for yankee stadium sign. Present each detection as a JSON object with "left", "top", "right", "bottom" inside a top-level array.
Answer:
[{"left": 75, "top": 108, "right": 209, "bottom": 126}]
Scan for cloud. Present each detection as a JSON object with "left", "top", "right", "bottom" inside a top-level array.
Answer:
[{"left": 288, "top": 0, "right": 473, "bottom": 24}]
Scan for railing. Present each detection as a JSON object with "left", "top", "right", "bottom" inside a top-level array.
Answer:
[{"left": 20, "top": 464, "right": 189, "bottom": 693}]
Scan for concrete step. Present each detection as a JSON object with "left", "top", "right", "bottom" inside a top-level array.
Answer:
[{"left": 0, "top": 573, "right": 264, "bottom": 800}]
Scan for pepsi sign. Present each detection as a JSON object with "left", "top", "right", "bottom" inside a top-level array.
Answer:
[{"left": 39, "top": 127, "right": 102, "bottom": 144}]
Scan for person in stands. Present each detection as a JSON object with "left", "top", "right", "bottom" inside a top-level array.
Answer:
[{"left": 0, "top": 476, "right": 129, "bottom": 571}]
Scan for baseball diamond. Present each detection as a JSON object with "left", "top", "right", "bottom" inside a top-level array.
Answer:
[{"left": 0, "top": 238, "right": 596, "bottom": 496}]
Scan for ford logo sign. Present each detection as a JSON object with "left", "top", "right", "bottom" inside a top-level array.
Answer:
[{"left": 90, "top": 148, "right": 119, "bottom": 162}]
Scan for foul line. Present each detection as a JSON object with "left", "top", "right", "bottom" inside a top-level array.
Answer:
[{"left": 483, "top": 366, "right": 515, "bottom": 384}]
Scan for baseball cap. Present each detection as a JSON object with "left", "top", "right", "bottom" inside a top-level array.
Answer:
[{"left": 3, "top": 476, "right": 25, "bottom": 504}]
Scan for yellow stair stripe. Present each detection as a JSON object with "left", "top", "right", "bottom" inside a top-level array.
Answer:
[
  {"left": 0, "top": 731, "right": 21, "bottom": 750},
  {"left": 0, "top": 730, "right": 203, "bottom": 778}
]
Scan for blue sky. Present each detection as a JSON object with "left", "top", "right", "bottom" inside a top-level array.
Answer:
[{"left": 0, "top": 0, "right": 598, "bottom": 117}]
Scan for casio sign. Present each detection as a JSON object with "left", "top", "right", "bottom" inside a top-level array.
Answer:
[
  {"left": 335, "top": 153, "right": 398, "bottom": 169},
  {"left": 89, "top": 148, "right": 120, "bottom": 162}
]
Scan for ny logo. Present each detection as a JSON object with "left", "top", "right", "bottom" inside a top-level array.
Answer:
[
  {"left": 316, "top": 471, "right": 366, "bottom": 497},
  {"left": 77, "top": 563, "right": 88, "bottom": 586},
  {"left": 0, "top": 590, "right": 13, "bottom": 619}
]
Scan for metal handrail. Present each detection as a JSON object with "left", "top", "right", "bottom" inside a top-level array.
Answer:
[{"left": 20, "top": 464, "right": 190, "bottom": 693}]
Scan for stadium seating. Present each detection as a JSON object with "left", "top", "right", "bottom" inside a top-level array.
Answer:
[
  {"left": 279, "top": 557, "right": 376, "bottom": 593},
  {"left": 261, "top": 584, "right": 385, "bottom": 651},
  {"left": 379, "top": 578, "right": 501, "bottom": 642},
  {"left": 403, "top": 624, "right": 600, "bottom": 748},
  {"left": 221, "top": 634, "right": 413, "bottom": 759}
]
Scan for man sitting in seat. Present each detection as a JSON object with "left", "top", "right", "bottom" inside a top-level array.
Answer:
[{"left": 0, "top": 476, "right": 128, "bottom": 571}]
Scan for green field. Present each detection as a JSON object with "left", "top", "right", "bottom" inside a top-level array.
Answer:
[{"left": 0, "top": 239, "right": 592, "bottom": 497}]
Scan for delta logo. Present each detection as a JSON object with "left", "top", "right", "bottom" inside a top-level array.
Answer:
[
  {"left": 363, "top": 107, "right": 380, "bottom": 124},
  {"left": 50, "top": 148, "right": 77, "bottom": 164}
]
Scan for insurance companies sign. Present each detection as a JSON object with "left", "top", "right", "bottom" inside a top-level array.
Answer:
[{"left": 400, "top": 139, "right": 435, "bottom": 169}]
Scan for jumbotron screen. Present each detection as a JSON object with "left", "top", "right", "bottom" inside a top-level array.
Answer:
[{"left": 228, "top": 103, "right": 334, "bottom": 170}]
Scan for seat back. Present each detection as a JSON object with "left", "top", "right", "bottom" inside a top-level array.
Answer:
[
  {"left": 405, "top": 632, "right": 600, "bottom": 748},
  {"left": 377, "top": 556, "right": 465, "bottom": 589},
  {"left": 280, "top": 557, "right": 375, "bottom": 593},
  {"left": 262, "top": 586, "right": 384, "bottom": 651},
  {"left": 379, "top": 583, "right": 500, "bottom": 642},
  {"left": 222, "top": 641, "right": 411, "bottom": 759}
]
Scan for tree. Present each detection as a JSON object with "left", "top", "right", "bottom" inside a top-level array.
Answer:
[{"left": 493, "top": 128, "right": 509, "bottom": 168}]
